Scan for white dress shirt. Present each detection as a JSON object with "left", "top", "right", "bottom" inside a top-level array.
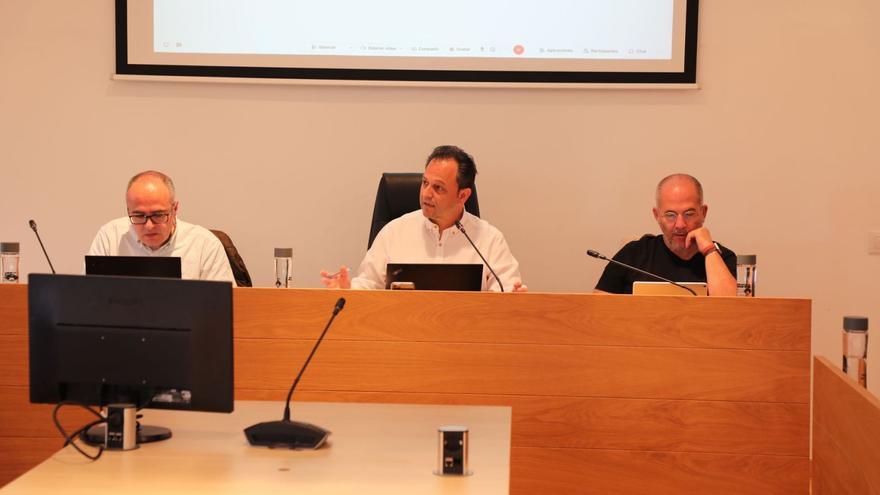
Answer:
[
  {"left": 351, "top": 210, "right": 522, "bottom": 291},
  {"left": 87, "top": 217, "right": 235, "bottom": 283}
]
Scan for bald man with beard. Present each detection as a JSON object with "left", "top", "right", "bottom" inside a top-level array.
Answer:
[{"left": 594, "top": 174, "right": 737, "bottom": 296}]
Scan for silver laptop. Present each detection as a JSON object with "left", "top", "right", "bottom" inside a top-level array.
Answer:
[{"left": 632, "top": 281, "right": 708, "bottom": 296}]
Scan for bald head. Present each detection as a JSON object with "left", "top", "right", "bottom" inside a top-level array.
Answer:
[
  {"left": 652, "top": 173, "right": 708, "bottom": 259},
  {"left": 127, "top": 170, "right": 176, "bottom": 203},
  {"left": 655, "top": 174, "right": 703, "bottom": 207}
]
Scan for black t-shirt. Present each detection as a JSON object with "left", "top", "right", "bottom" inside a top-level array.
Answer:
[{"left": 595, "top": 234, "right": 737, "bottom": 294}]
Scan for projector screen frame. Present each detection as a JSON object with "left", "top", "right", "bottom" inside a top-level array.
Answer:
[{"left": 115, "top": 0, "right": 700, "bottom": 86}]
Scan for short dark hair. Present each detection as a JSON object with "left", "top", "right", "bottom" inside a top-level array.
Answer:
[{"left": 424, "top": 145, "right": 477, "bottom": 191}]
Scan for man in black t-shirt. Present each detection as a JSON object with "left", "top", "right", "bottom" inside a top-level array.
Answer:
[{"left": 595, "top": 174, "right": 738, "bottom": 296}]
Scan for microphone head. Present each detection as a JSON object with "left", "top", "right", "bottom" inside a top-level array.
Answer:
[
  {"left": 454, "top": 220, "right": 465, "bottom": 232},
  {"left": 28, "top": 219, "right": 37, "bottom": 231},
  {"left": 586, "top": 249, "right": 602, "bottom": 259},
  {"left": 334, "top": 297, "right": 346, "bottom": 313}
]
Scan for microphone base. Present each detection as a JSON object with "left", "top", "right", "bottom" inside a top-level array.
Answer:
[{"left": 244, "top": 419, "right": 330, "bottom": 450}]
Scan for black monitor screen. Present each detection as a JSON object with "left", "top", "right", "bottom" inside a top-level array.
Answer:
[
  {"left": 385, "top": 263, "right": 483, "bottom": 291},
  {"left": 85, "top": 255, "right": 182, "bottom": 279},
  {"left": 28, "top": 274, "right": 233, "bottom": 413}
]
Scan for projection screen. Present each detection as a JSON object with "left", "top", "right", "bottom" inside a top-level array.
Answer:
[{"left": 116, "top": 0, "right": 699, "bottom": 85}]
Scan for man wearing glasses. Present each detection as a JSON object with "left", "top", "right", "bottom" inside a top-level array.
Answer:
[
  {"left": 87, "top": 170, "right": 234, "bottom": 282},
  {"left": 594, "top": 174, "right": 737, "bottom": 296}
]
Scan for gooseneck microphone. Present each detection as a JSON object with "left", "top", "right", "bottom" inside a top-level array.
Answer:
[
  {"left": 455, "top": 220, "right": 504, "bottom": 292},
  {"left": 28, "top": 220, "right": 56, "bottom": 274},
  {"left": 586, "top": 249, "right": 697, "bottom": 296},
  {"left": 244, "top": 297, "right": 346, "bottom": 449}
]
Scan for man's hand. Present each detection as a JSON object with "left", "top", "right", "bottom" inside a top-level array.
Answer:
[
  {"left": 512, "top": 281, "right": 528, "bottom": 293},
  {"left": 686, "top": 227, "right": 737, "bottom": 296},
  {"left": 320, "top": 266, "right": 351, "bottom": 289},
  {"left": 685, "top": 227, "right": 714, "bottom": 253}
]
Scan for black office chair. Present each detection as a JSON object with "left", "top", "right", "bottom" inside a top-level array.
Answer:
[
  {"left": 210, "top": 229, "right": 253, "bottom": 287},
  {"left": 367, "top": 173, "right": 480, "bottom": 249}
]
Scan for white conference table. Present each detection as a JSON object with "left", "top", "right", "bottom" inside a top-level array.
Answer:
[{"left": 1, "top": 401, "right": 511, "bottom": 494}]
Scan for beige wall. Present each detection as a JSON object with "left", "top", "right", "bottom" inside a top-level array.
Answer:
[{"left": 2, "top": 1, "right": 878, "bottom": 395}]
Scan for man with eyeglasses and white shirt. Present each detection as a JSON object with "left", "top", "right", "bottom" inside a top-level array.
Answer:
[
  {"left": 594, "top": 173, "right": 737, "bottom": 296},
  {"left": 87, "top": 170, "right": 234, "bottom": 282}
]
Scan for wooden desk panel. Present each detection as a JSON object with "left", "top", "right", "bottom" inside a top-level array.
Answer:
[
  {"left": 0, "top": 285, "right": 811, "bottom": 493},
  {"left": 235, "top": 340, "right": 809, "bottom": 402},
  {"left": 234, "top": 288, "right": 810, "bottom": 351},
  {"left": 0, "top": 387, "right": 93, "bottom": 439},
  {"left": 512, "top": 447, "right": 809, "bottom": 495},
  {"left": 0, "top": 437, "right": 62, "bottom": 488},
  {"left": 0, "top": 336, "right": 28, "bottom": 388},
  {"left": 812, "top": 356, "right": 880, "bottom": 495},
  {"left": 235, "top": 390, "right": 808, "bottom": 457},
  {"left": 0, "top": 285, "right": 26, "bottom": 336}
]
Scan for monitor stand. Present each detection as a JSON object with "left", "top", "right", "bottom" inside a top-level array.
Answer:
[{"left": 82, "top": 423, "right": 172, "bottom": 445}]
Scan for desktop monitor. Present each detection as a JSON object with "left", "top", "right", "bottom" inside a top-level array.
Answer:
[
  {"left": 385, "top": 263, "right": 483, "bottom": 291},
  {"left": 85, "top": 255, "right": 182, "bottom": 278},
  {"left": 28, "top": 274, "right": 233, "bottom": 444}
]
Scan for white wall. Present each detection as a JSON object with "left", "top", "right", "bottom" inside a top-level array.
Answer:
[{"left": 2, "top": 1, "right": 878, "bottom": 394}]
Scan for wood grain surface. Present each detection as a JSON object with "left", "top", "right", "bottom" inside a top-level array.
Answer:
[
  {"left": 234, "top": 288, "right": 811, "bottom": 351},
  {"left": 511, "top": 446, "right": 809, "bottom": 494},
  {"left": 0, "top": 285, "right": 812, "bottom": 493},
  {"left": 812, "top": 356, "right": 880, "bottom": 495},
  {"left": 234, "top": 339, "right": 809, "bottom": 402}
]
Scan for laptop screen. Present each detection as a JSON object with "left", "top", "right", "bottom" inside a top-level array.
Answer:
[
  {"left": 385, "top": 263, "right": 483, "bottom": 291},
  {"left": 85, "top": 256, "right": 182, "bottom": 279}
]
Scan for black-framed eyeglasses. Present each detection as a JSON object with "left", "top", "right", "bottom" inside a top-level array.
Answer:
[{"left": 128, "top": 212, "right": 172, "bottom": 225}]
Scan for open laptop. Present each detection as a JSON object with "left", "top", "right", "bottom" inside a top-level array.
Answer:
[
  {"left": 385, "top": 263, "right": 483, "bottom": 291},
  {"left": 632, "top": 281, "right": 708, "bottom": 296},
  {"left": 85, "top": 255, "right": 182, "bottom": 279}
]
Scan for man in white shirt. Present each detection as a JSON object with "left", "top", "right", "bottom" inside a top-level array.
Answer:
[
  {"left": 88, "top": 170, "right": 235, "bottom": 283},
  {"left": 321, "top": 146, "right": 526, "bottom": 292}
]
